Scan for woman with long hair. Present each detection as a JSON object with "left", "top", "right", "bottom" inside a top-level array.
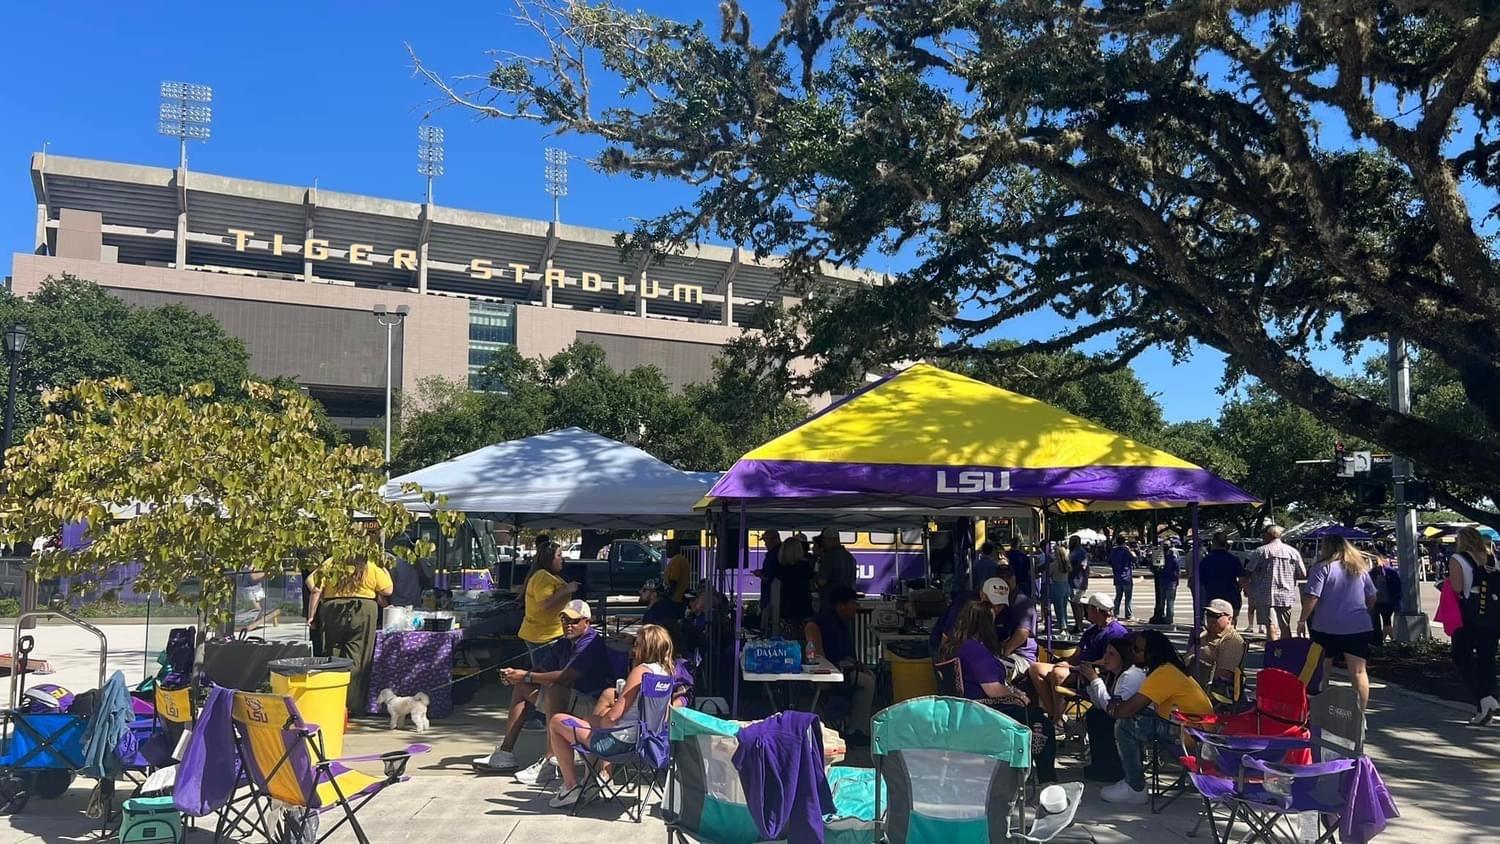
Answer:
[
  {"left": 305, "top": 544, "right": 394, "bottom": 713},
  {"left": 1099, "top": 629, "right": 1211, "bottom": 805},
  {"left": 771, "top": 533, "right": 815, "bottom": 636},
  {"left": 1076, "top": 634, "right": 1144, "bottom": 782},
  {"left": 1297, "top": 536, "right": 1376, "bottom": 710},
  {"left": 938, "top": 600, "right": 1029, "bottom": 705},
  {"left": 546, "top": 624, "right": 675, "bottom": 808},
  {"left": 1448, "top": 526, "right": 1500, "bottom": 725},
  {"left": 520, "top": 540, "right": 579, "bottom": 667}
]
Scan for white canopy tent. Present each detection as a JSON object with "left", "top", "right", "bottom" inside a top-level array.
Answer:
[{"left": 383, "top": 428, "right": 717, "bottom": 530}]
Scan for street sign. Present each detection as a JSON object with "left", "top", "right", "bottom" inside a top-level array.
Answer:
[{"left": 1353, "top": 451, "right": 1372, "bottom": 474}]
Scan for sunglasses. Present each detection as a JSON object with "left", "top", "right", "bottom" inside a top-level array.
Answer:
[{"left": 560, "top": 615, "right": 585, "bottom": 626}]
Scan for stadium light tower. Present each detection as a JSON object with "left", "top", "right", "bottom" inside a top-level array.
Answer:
[
  {"left": 418, "top": 125, "right": 445, "bottom": 204},
  {"left": 544, "top": 147, "right": 568, "bottom": 222},
  {"left": 158, "top": 81, "right": 213, "bottom": 169}
]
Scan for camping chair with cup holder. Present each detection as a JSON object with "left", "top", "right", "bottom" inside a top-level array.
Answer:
[
  {"left": 872, "top": 696, "right": 1087, "bottom": 843},
  {"left": 1262, "top": 638, "right": 1325, "bottom": 696},
  {"left": 226, "top": 690, "right": 429, "bottom": 844},
  {"left": 563, "top": 670, "right": 672, "bottom": 822},
  {"left": 662, "top": 707, "right": 877, "bottom": 844}
]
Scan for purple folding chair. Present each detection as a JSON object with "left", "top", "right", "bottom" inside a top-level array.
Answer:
[
  {"left": 228, "top": 690, "right": 429, "bottom": 844},
  {"left": 1180, "top": 727, "right": 1316, "bottom": 843},
  {"left": 564, "top": 671, "right": 673, "bottom": 822}
]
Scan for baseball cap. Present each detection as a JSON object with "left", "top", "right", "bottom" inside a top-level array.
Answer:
[
  {"left": 1204, "top": 599, "right": 1234, "bottom": 617},
  {"left": 981, "top": 577, "right": 1011, "bottom": 605},
  {"left": 1085, "top": 592, "right": 1114, "bottom": 611},
  {"left": 560, "top": 599, "right": 592, "bottom": 620}
]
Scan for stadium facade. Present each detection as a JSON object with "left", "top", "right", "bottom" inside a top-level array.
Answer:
[{"left": 11, "top": 153, "right": 874, "bottom": 434}]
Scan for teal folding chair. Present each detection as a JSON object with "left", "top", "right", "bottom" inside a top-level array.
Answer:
[{"left": 872, "top": 695, "right": 1088, "bottom": 843}]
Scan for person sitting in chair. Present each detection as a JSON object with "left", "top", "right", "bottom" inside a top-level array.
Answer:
[
  {"left": 546, "top": 624, "right": 675, "bottom": 808},
  {"left": 1196, "top": 599, "right": 1246, "bottom": 702},
  {"left": 1027, "top": 592, "right": 1130, "bottom": 729},
  {"left": 475, "top": 600, "right": 615, "bottom": 784},
  {"left": 639, "top": 578, "right": 683, "bottom": 625},
  {"left": 804, "top": 586, "right": 874, "bottom": 743},
  {"left": 938, "top": 600, "right": 1030, "bottom": 707},
  {"left": 1076, "top": 634, "right": 1144, "bottom": 783},
  {"left": 1096, "top": 630, "right": 1212, "bottom": 805}
]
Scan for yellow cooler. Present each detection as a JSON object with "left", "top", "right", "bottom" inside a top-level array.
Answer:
[
  {"left": 884, "top": 642, "right": 938, "bottom": 703},
  {"left": 268, "top": 657, "right": 353, "bottom": 758}
]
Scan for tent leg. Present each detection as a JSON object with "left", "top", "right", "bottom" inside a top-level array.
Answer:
[
  {"left": 732, "top": 504, "right": 746, "bottom": 719},
  {"left": 1189, "top": 503, "right": 1202, "bottom": 660}
]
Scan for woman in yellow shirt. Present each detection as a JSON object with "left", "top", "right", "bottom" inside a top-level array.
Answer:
[
  {"left": 1098, "top": 629, "right": 1211, "bottom": 805},
  {"left": 306, "top": 556, "right": 394, "bottom": 712},
  {"left": 519, "top": 541, "right": 578, "bottom": 665}
]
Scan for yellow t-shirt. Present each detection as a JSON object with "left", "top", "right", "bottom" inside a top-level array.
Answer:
[
  {"left": 1139, "top": 663, "right": 1213, "bottom": 720},
  {"left": 664, "top": 554, "right": 692, "bottom": 602},
  {"left": 308, "top": 565, "right": 393, "bottom": 600},
  {"left": 519, "top": 569, "right": 566, "bottom": 644}
]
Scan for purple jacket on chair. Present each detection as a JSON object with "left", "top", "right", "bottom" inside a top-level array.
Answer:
[{"left": 731, "top": 711, "right": 834, "bottom": 844}]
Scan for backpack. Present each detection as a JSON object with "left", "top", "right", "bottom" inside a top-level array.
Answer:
[{"left": 1457, "top": 552, "right": 1500, "bottom": 631}]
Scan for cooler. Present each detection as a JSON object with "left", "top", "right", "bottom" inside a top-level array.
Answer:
[{"left": 267, "top": 656, "right": 353, "bottom": 758}]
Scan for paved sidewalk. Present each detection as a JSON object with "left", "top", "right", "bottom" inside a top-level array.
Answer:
[{"left": 3, "top": 589, "right": 1497, "bottom": 842}]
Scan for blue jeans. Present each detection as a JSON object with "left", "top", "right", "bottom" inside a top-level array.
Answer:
[
  {"left": 1114, "top": 579, "right": 1134, "bottom": 618},
  {"left": 1163, "top": 582, "right": 1178, "bottom": 623},
  {"left": 1115, "top": 714, "right": 1177, "bottom": 792},
  {"left": 1049, "top": 581, "right": 1071, "bottom": 632}
]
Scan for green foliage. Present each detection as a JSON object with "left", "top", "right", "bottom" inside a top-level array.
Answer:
[
  {"left": 391, "top": 340, "right": 808, "bottom": 474},
  {"left": 0, "top": 276, "right": 342, "bottom": 445},
  {"left": 431, "top": 0, "right": 1500, "bottom": 516},
  {"left": 0, "top": 379, "right": 460, "bottom": 616}
]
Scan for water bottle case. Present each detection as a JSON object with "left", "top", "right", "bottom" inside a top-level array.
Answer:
[{"left": 743, "top": 638, "right": 802, "bottom": 674}]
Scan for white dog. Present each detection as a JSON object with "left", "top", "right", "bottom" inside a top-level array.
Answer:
[{"left": 377, "top": 688, "right": 430, "bottom": 733}]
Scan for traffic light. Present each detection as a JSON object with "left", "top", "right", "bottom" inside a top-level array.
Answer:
[{"left": 1355, "top": 482, "right": 1387, "bottom": 507}]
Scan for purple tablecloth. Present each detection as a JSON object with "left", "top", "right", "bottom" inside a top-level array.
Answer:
[{"left": 365, "top": 630, "right": 463, "bottom": 719}]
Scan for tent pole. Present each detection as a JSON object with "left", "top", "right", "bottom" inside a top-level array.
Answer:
[
  {"left": 1189, "top": 502, "right": 1202, "bottom": 666},
  {"left": 1040, "top": 503, "right": 1052, "bottom": 652},
  {"left": 732, "top": 503, "right": 747, "bottom": 718}
]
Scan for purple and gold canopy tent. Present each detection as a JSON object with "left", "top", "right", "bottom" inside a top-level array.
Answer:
[{"left": 702, "top": 364, "right": 1257, "bottom": 714}]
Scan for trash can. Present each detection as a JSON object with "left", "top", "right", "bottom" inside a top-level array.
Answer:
[
  {"left": 268, "top": 657, "right": 353, "bottom": 758},
  {"left": 884, "top": 641, "right": 937, "bottom": 703}
]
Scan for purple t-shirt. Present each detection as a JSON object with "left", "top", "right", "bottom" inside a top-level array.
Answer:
[
  {"left": 997, "top": 600, "right": 1038, "bottom": 663},
  {"left": 1079, "top": 619, "right": 1130, "bottom": 662},
  {"left": 1109, "top": 547, "right": 1136, "bottom": 584},
  {"left": 957, "top": 639, "right": 1005, "bottom": 700},
  {"left": 1306, "top": 561, "right": 1376, "bottom": 636},
  {"left": 541, "top": 626, "right": 617, "bottom": 696}
]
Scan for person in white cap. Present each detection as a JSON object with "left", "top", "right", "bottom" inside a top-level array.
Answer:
[
  {"left": 1197, "top": 599, "right": 1246, "bottom": 698},
  {"left": 474, "top": 599, "right": 615, "bottom": 784},
  {"left": 1026, "top": 592, "right": 1130, "bottom": 728}
]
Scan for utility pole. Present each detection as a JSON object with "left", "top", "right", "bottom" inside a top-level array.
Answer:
[{"left": 1389, "top": 334, "right": 1428, "bottom": 642}]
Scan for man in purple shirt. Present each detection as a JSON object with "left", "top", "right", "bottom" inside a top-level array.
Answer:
[
  {"left": 1109, "top": 535, "right": 1138, "bottom": 620},
  {"left": 1028, "top": 592, "right": 1130, "bottom": 727}
]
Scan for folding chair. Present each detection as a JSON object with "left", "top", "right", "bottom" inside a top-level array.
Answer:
[
  {"left": 565, "top": 671, "right": 672, "bottom": 822},
  {"left": 1178, "top": 727, "right": 1313, "bottom": 844},
  {"left": 228, "top": 690, "right": 429, "bottom": 844},
  {"left": 1263, "top": 638, "right": 1325, "bottom": 695},
  {"left": 662, "top": 707, "right": 876, "bottom": 843},
  {"left": 873, "top": 696, "right": 1086, "bottom": 844}
]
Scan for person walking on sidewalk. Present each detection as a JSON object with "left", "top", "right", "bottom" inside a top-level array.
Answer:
[
  {"left": 1298, "top": 536, "right": 1376, "bottom": 710},
  {"left": 1109, "top": 536, "right": 1137, "bottom": 620},
  {"left": 1448, "top": 526, "right": 1500, "bottom": 726},
  {"left": 1246, "top": 525, "right": 1305, "bottom": 642}
]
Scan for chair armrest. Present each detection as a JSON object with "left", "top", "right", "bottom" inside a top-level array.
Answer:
[
  {"left": 317, "top": 743, "right": 432, "bottom": 767},
  {"left": 1242, "top": 754, "right": 1356, "bottom": 778}
]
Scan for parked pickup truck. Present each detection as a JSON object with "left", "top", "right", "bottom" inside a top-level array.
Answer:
[{"left": 562, "top": 539, "right": 664, "bottom": 597}]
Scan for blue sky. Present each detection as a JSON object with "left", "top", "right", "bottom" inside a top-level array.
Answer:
[{"left": 0, "top": 1, "right": 1365, "bottom": 423}]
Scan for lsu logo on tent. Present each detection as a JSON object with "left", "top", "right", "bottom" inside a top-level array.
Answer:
[{"left": 936, "top": 470, "right": 1013, "bottom": 494}]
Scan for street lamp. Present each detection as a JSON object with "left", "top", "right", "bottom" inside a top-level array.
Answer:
[
  {"left": 2, "top": 324, "right": 29, "bottom": 473},
  {"left": 372, "top": 305, "right": 409, "bottom": 473}
]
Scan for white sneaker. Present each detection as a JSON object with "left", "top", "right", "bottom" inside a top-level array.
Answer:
[
  {"left": 514, "top": 757, "right": 558, "bottom": 786},
  {"left": 548, "top": 783, "right": 583, "bottom": 808},
  {"left": 1469, "top": 696, "right": 1500, "bottom": 727},
  {"left": 1101, "top": 780, "right": 1148, "bottom": 805}
]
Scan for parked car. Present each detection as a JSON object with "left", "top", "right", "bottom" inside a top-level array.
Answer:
[
  {"left": 562, "top": 543, "right": 585, "bottom": 561},
  {"left": 562, "top": 539, "right": 664, "bottom": 597}
]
